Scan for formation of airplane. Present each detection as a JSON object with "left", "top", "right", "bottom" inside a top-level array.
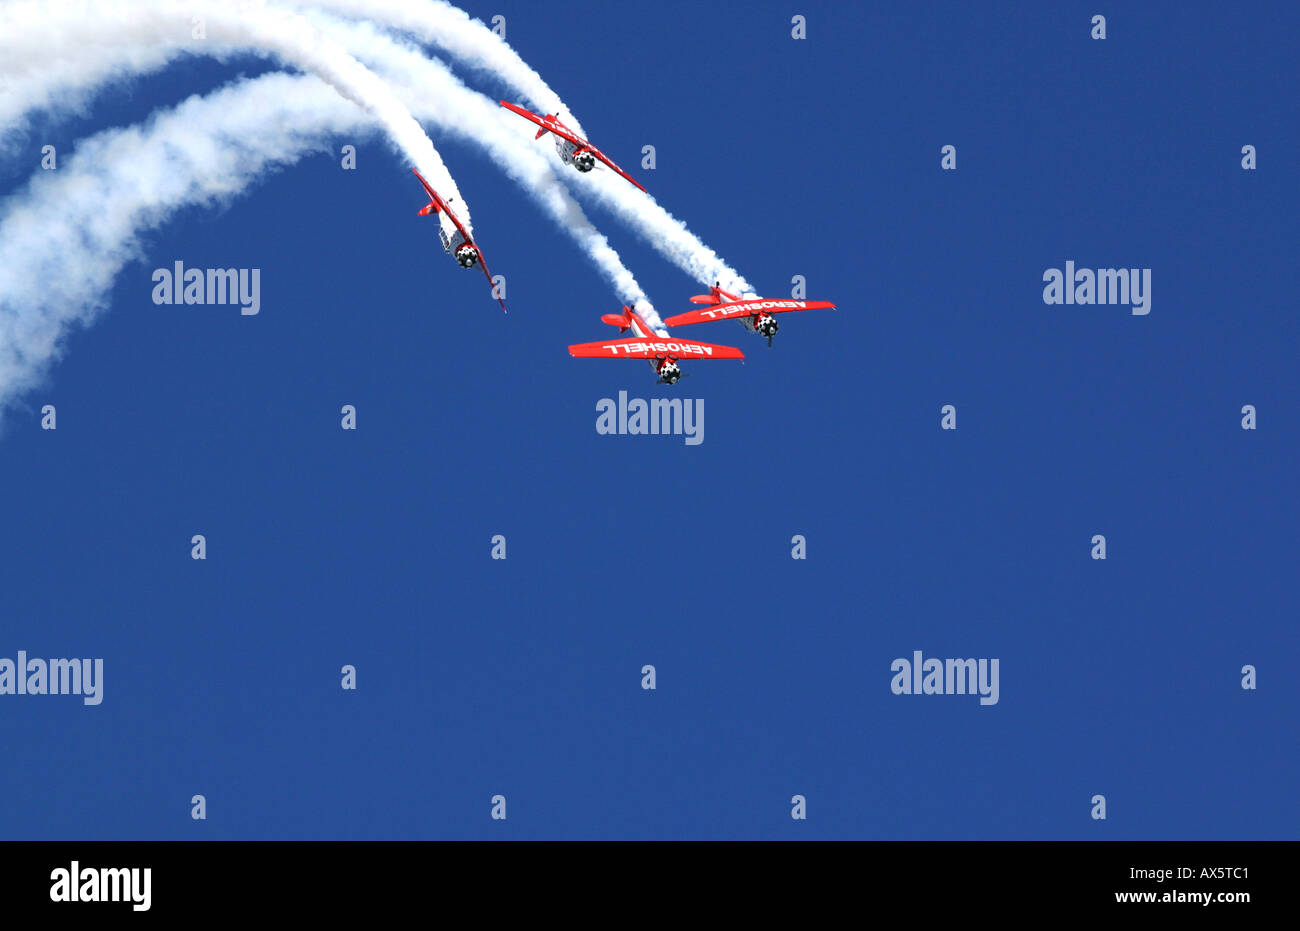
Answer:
[
  {"left": 410, "top": 104, "right": 838, "bottom": 365},
  {"left": 500, "top": 100, "right": 648, "bottom": 193},
  {"left": 665, "top": 284, "right": 837, "bottom": 348},
  {"left": 412, "top": 168, "right": 506, "bottom": 313},
  {"left": 568, "top": 305, "right": 744, "bottom": 385}
]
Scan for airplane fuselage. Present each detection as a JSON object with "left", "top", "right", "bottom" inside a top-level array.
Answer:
[
  {"left": 740, "top": 312, "right": 779, "bottom": 340},
  {"left": 435, "top": 217, "right": 478, "bottom": 268},
  {"left": 554, "top": 136, "right": 596, "bottom": 173},
  {"left": 436, "top": 215, "right": 464, "bottom": 254},
  {"left": 623, "top": 309, "right": 682, "bottom": 383}
]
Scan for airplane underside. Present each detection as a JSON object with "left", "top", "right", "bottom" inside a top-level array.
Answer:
[
  {"left": 557, "top": 138, "right": 595, "bottom": 172},
  {"left": 742, "top": 313, "right": 779, "bottom": 341},
  {"left": 652, "top": 358, "right": 682, "bottom": 385},
  {"left": 438, "top": 222, "right": 478, "bottom": 267}
]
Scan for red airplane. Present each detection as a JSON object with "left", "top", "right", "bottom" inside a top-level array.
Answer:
[
  {"left": 569, "top": 305, "right": 744, "bottom": 385},
  {"left": 412, "top": 168, "right": 506, "bottom": 313},
  {"left": 664, "top": 283, "right": 837, "bottom": 347},
  {"left": 500, "top": 100, "right": 648, "bottom": 193}
]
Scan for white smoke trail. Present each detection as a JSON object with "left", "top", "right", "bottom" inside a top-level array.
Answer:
[
  {"left": 0, "top": 0, "right": 470, "bottom": 225},
  {"left": 0, "top": 0, "right": 750, "bottom": 297},
  {"left": 0, "top": 64, "right": 663, "bottom": 409},
  {"left": 0, "top": 74, "right": 361, "bottom": 411},
  {"left": 284, "top": 0, "right": 584, "bottom": 135},
  {"left": 0, "top": 42, "right": 179, "bottom": 148},
  {"left": 0, "top": 3, "right": 663, "bottom": 329},
  {"left": 285, "top": 0, "right": 753, "bottom": 295},
  {"left": 296, "top": 15, "right": 663, "bottom": 328}
]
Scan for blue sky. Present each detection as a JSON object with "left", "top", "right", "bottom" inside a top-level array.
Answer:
[{"left": 0, "top": 0, "right": 1296, "bottom": 839}]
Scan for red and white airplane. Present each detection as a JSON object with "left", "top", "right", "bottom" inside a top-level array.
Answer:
[
  {"left": 500, "top": 101, "right": 648, "bottom": 193},
  {"left": 412, "top": 168, "right": 507, "bottom": 313},
  {"left": 664, "top": 283, "right": 837, "bottom": 347},
  {"left": 569, "top": 305, "right": 744, "bottom": 385}
]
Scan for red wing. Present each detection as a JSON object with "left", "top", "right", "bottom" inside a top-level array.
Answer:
[
  {"left": 500, "top": 100, "right": 571, "bottom": 140},
  {"left": 439, "top": 203, "right": 472, "bottom": 244},
  {"left": 412, "top": 168, "right": 471, "bottom": 240},
  {"left": 665, "top": 299, "right": 837, "bottom": 327},
  {"left": 475, "top": 246, "right": 507, "bottom": 313},
  {"left": 568, "top": 337, "right": 745, "bottom": 361},
  {"left": 588, "top": 145, "right": 648, "bottom": 193},
  {"left": 412, "top": 167, "right": 444, "bottom": 208}
]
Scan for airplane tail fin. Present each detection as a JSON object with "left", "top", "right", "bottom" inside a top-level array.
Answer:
[
  {"left": 689, "top": 285, "right": 723, "bottom": 305},
  {"left": 417, "top": 201, "right": 440, "bottom": 216},
  {"left": 689, "top": 283, "right": 743, "bottom": 305},
  {"left": 600, "top": 307, "right": 632, "bottom": 333},
  {"left": 535, "top": 117, "right": 557, "bottom": 141}
]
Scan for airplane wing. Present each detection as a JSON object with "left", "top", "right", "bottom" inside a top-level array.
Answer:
[
  {"left": 475, "top": 246, "right": 507, "bottom": 314},
  {"left": 568, "top": 337, "right": 745, "bottom": 360},
  {"left": 412, "top": 168, "right": 472, "bottom": 241},
  {"left": 500, "top": 100, "right": 559, "bottom": 139},
  {"left": 413, "top": 167, "right": 445, "bottom": 210},
  {"left": 586, "top": 144, "right": 648, "bottom": 194},
  {"left": 665, "top": 299, "right": 837, "bottom": 327},
  {"left": 500, "top": 101, "right": 647, "bottom": 193}
]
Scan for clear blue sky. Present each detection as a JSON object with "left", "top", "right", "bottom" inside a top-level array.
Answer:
[{"left": 1, "top": 0, "right": 1296, "bottom": 839}]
